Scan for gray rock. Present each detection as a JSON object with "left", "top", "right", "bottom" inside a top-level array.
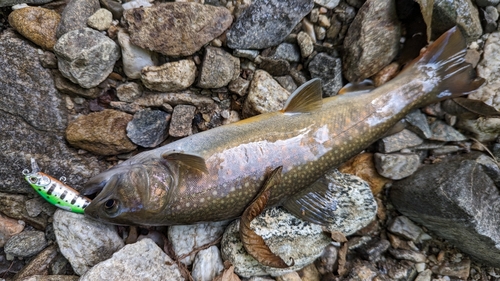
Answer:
[
  {"left": 117, "top": 29, "right": 156, "bottom": 80},
  {"left": 169, "top": 105, "right": 196, "bottom": 137},
  {"left": 0, "top": 30, "right": 105, "bottom": 193},
  {"left": 126, "top": 109, "right": 170, "bottom": 148},
  {"left": 168, "top": 221, "right": 229, "bottom": 265},
  {"left": 390, "top": 152, "right": 500, "bottom": 267},
  {"left": 226, "top": 0, "right": 314, "bottom": 49},
  {"left": 378, "top": 129, "right": 424, "bottom": 153},
  {"left": 405, "top": 110, "right": 433, "bottom": 139},
  {"left": 99, "top": 0, "right": 123, "bottom": 20},
  {"left": 0, "top": 0, "right": 51, "bottom": 7},
  {"left": 272, "top": 43, "right": 301, "bottom": 62},
  {"left": 56, "top": 0, "right": 100, "bottom": 37},
  {"left": 87, "top": 8, "right": 113, "bottom": 31},
  {"left": 228, "top": 77, "right": 251, "bottom": 96},
  {"left": 477, "top": 0, "right": 500, "bottom": 6},
  {"left": 198, "top": 47, "right": 240, "bottom": 89},
  {"left": 53, "top": 210, "right": 124, "bottom": 275},
  {"left": 221, "top": 207, "right": 332, "bottom": 277},
  {"left": 258, "top": 56, "right": 290, "bottom": 76},
  {"left": 4, "top": 231, "right": 47, "bottom": 258},
  {"left": 342, "top": 0, "right": 401, "bottom": 82},
  {"left": 481, "top": 6, "right": 498, "bottom": 33},
  {"left": 388, "top": 248, "right": 426, "bottom": 263},
  {"left": 356, "top": 238, "right": 390, "bottom": 261},
  {"left": 274, "top": 75, "right": 298, "bottom": 93},
  {"left": 124, "top": 2, "right": 232, "bottom": 56},
  {"left": 133, "top": 90, "right": 216, "bottom": 114},
  {"left": 141, "top": 59, "right": 196, "bottom": 92},
  {"left": 431, "top": 0, "right": 482, "bottom": 43},
  {"left": 314, "top": 0, "right": 340, "bottom": 9},
  {"left": 431, "top": 258, "right": 470, "bottom": 279},
  {"left": 415, "top": 269, "right": 432, "bottom": 281},
  {"left": 431, "top": 145, "right": 463, "bottom": 155},
  {"left": 314, "top": 244, "right": 338, "bottom": 275},
  {"left": 191, "top": 246, "right": 224, "bottom": 281},
  {"left": 429, "top": 120, "right": 467, "bottom": 142},
  {"left": 116, "top": 82, "right": 142, "bottom": 102},
  {"left": 308, "top": 52, "right": 343, "bottom": 97},
  {"left": 233, "top": 49, "right": 260, "bottom": 60},
  {"left": 374, "top": 153, "right": 420, "bottom": 180},
  {"left": 387, "top": 216, "right": 426, "bottom": 242},
  {"left": 80, "top": 238, "right": 183, "bottom": 281},
  {"left": 297, "top": 31, "right": 314, "bottom": 58},
  {"left": 54, "top": 28, "right": 120, "bottom": 89}
]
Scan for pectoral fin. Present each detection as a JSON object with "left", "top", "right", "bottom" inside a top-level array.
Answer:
[
  {"left": 240, "top": 166, "right": 294, "bottom": 268},
  {"left": 282, "top": 78, "right": 323, "bottom": 114},
  {"left": 161, "top": 151, "right": 208, "bottom": 174}
]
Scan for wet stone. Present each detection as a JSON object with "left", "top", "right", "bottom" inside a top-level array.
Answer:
[
  {"left": 141, "top": 59, "right": 196, "bottom": 92},
  {"left": 308, "top": 52, "right": 343, "bottom": 97},
  {"left": 258, "top": 56, "right": 290, "bottom": 76},
  {"left": 378, "top": 129, "right": 424, "bottom": 153},
  {"left": 8, "top": 7, "right": 60, "bottom": 51},
  {"left": 126, "top": 109, "right": 170, "bottom": 148},
  {"left": 117, "top": 28, "right": 155, "bottom": 80},
  {"left": 374, "top": 153, "right": 420, "bottom": 180},
  {"left": 429, "top": 120, "right": 467, "bottom": 142},
  {"left": 5, "top": 230, "right": 47, "bottom": 258},
  {"left": 198, "top": 47, "right": 240, "bottom": 89},
  {"left": 431, "top": 0, "right": 482, "bottom": 43},
  {"left": 271, "top": 43, "right": 301, "bottom": 62},
  {"left": 191, "top": 245, "right": 224, "bottom": 281},
  {"left": 87, "top": 8, "right": 113, "bottom": 31},
  {"left": 169, "top": 105, "right": 196, "bottom": 138},
  {"left": 387, "top": 216, "right": 426, "bottom": 242},
  {"left": 124, "top": 2, "right": 232, "bottom": 56},
  {"left": 356, "top": 238, "right": 391, "bottom": 261},
  {"left": 405, "top": 110, "right": 433, "bottom": 139},
  {"left": 56, "top": 0, "right": 100, "bottom": 37},
  {"left": 226, "top": 0, "right": 314, "bottom": 49}
]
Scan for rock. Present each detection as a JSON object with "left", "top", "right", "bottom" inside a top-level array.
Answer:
[
  {"left": 227, "top": 0, "right": 314, "bottom": 49},
  {"left": 387, "top": 216, "right": 426, "bottom": 242},
  {"left": 133, "top": 90, "right": 216, "bottom": 113},
  {"left": 53, "top": 71, "right": 101, "bottom": 99},
  {"left": 274, "top": 75, "right": 297, "bottom": 93},
  {"left": 405, "top": 110, "right": 433, "bottom": 139},
  {"left": 141, "top": 59, "right": 196, "bottom": 92},
  {"left": 116, "top": 82, "right": 142, "bottom": 102},
  {"left": 476, "top": 0, "right": 500, "bottom": 6},
  {"left": 117, "top": 28, "right": 155, "bottom": 80},
  {"left": 12, "top": 244, "right": 58, "bottom": 280},
  {"left": 389, "top": 248, "right": 426, "bottom": 263},
  {"left": 481, "top": 6, "right": 498, "bottom": 33},
  {"left": 80, "top": 239, "right": 183, "bottom": 281},
  {"left": 276, "top": 272, "right": 301, "bottom": 281},
  {"left": 378, "top": 129, "right": 424, "bottom": 153},
  {"left": 122, "top": 0, "right": 152, "bottom": 10},
  {"left": 456, "top": 117, "right": 500, "bottom": 142},
  {"left": 17, "top": 276, "right": 79, "bottom": 281},
  {"left": 54, "top": 28, "right": 120, "bottom": 89},
  {"left": 338, "top": 153, "right": 390, "bottom": 195},
  {"left": 221, "top": 208, "right": 332, "bottom": 277},
  {"left": 191, "top": 246, "right": 224, "bottom": 281},
  {"left": 374, "top": 153, "right": 420, "bottom": 180},
  {"left": 297, "top": 31, "right": 314, "bottom": 58},
  {"left": 124, "top": 2, "right": 232, "bottom": 56},
  {"left": 0, "top": 0, "right": 51, "bottom": 7},
  {"left": 65, "top": 109, "right": 137, "bottom": 156},
  {"left": 87, "top": 8, "right": 113, "bottom": 31},
  {"left": 242, "top": 70, "right": 290, "bottom": 118},
  {"left": 100, "top": 0, "right": 123, "bottom": 20},
  {"left": 308, "top": 52, "right": 343, "bottom": 97},
  {"left": 198, "top": 47, "right": 240, "bottom": 89},
  {"left": 356, "top": 238, "right": 391, "bottom": 261},
  {"left": 258, "top": 56, "right": 290, "bottom": 76},
  {"left": 8, "top": 7, "right": 60, "bottom": 50},
  {"left": 56, "top": 0, "right": 100, "bottom": 37},
  {"left": 271, "top": 43, "right": 301, "bottom": 62},
  {"left": 342, "top": 0, "right": 401, "bottom": 82},
  {"left": 0, "top": 193, "right": 48, "bottom": 230},
  {"left": 168, "top": 221, "right": 229, "bottom": 265},
  {"left": 372, "top": 62, "right": 399, "bottom": 87},
  {"left": 4, "top": 230, "right": 47, "bottom": 258},
  {"left": 0, "top": 214, "right": 24, "bottom": 247},
  {"left": 233, "top": 49, "right": 260, "bottom": 60},
  {"left": 314, "top": 0, "right": 340, "bottom": 9},
  {"left": 415, "top": 269, "right": 432, "bottom": 281},
  {"left": 431, "top": 259, "right": 471, "bottom": 279},
  {"left": 169, "top": 105, "right": 196, "bottom": 137},
  {"left": 390, "top": 152, "right": 500, "bottom": 267},
  {"left": 314, "top": 244, "right": 338, "bottom": 275},
  {"left": 429, "top": 120, "right": 467, "bottom": 142},
  {"left": 53, "top": 210, "right": 124, "bottom": 275},
  {"left": 431, "top": 0, "right": 482, "bottom": 43},
  {"left": 228, "top": 77, "right": 251, "bottom": 96},
  {"left": 126, "top": 109, "right": 170, "bottom": 147}
]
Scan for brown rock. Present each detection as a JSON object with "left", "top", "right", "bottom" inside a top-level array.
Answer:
[
  {"left": 0, "top": 213, "right": 25, "bottom": 247},
  {"left": 338, "top": 152, "right": 391, "bottom": 195},
  {"left": 169, "top": 105, "right": 196, "bottom": 137},
  {"left": 372, "top": 62, "right": 400, "bottom": 87},
  {"left": 13, "top": 244, "right": 58, "bottom": 280},
  {"left": 124, "top": 2, "right": 232, "bottom": 56},
  {"left": 141, "top": 59, "right": 197, "bottom": 92},
  {"left": 8, "top": 7, "right": 60, "bottom": 50},
  {"left": 65, "top": 109, "right": 137, "bottom": 155}
]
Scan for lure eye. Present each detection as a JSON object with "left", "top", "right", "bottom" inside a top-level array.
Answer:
[{"left": 29, "top": 176, "right": 38, "bottom": 184}]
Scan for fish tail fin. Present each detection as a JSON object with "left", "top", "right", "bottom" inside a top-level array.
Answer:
[{"left": 408, "top": 26, "right": 484, "bottom": 105}]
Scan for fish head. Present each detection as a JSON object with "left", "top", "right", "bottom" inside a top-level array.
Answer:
[{"left": 84, "top": 160, "right": 176, "bottom": 225}]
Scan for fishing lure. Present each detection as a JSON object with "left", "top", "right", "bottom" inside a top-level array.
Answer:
[{"left": 22, "top": 159, "right": 91, "bottom": 214}]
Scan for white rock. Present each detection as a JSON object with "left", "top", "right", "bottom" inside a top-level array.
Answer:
[
  {"left": 117, "top": 29, "right": 155, "bottom": 79},
  {"left": 87, "top": 8, "right": 113, "bottom": 31},
  {"left": 80, "top": 238, "right": 183, "bottom": 281},
  {"left": 52, "top": 210, "right": 124, "bottom": 275},
  {"left": 122, "top": 0, "right": 152, "bottom": 10},
  {"left": 141, "top": 59, "right": 197, "bottom": 92},
  {"left": 168, "top": 220, "right": 230, "bottom": 265},
  {"left": 191, "top": 245, "right": 224, "bottom": 281},
  {"left": 314, "top": 0, "right": 340, "bottom": 9}
]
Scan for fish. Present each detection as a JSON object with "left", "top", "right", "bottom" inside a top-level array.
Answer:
[{"left": 83, "top": 27, "right": 484, "bottom": 226}]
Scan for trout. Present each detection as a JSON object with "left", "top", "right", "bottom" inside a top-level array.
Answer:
[{"left": 83, "top": 27, "right": 483, "bottom": 226}]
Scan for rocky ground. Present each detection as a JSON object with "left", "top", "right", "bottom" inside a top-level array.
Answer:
[{"left": 1, "top": 0, "right": 500, "bottom": 280}]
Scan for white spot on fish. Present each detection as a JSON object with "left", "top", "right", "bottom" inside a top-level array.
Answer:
[{"left": 437, "top": 90, "right": 452, "bottom": 98}]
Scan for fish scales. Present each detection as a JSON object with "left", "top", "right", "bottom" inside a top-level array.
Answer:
[{"left": 83, "top": 27, "right": 484, "bottom": 226}]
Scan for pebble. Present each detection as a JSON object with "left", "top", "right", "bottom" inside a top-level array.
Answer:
[
  {"left": 116, "top": 82, "right": 142, "bottom": 102},
  {"left": 297, "top": 31, "right": 314, "bottom": 58},
  {"left": 356, "top": 238, "right": 391, "bottom": 261},
  {"left": 17, "top": 275, "right": 79, "bottom": 281},
  {"left": 314, "top": 0, "right": 340, "bottom": 9},
  {"left": 124, "top": 2, "right": 232, "bottom": 56},
  {"left": 56, "top": 0, "right": 100, "bottom": 37},
  {"left": 431, "top": 259, "right": 471, "bottom": 279},
  {"left": 53, "top": 210, "right": 124, "bottom": 275},
  {"left": 133, "top": 90, "right": 215, "bottom": 113},
  {"left": 233, "top": 49, "right": 260, "bottom": 60},
  {"left": 274, "top": 75, "right": 298, "bottom": 93},
  {"left": 482, "top": 6, "right": 498, "bottom": 33},
  {"left": 53, "top": 71, "right": 101, "bottom": 99},
  {"left": 65, "top": 109, "right": 137, "bottom": 156},
  {"left": 0, "top": 193, "right": 48, "bottom": 230},
  {"left": 12, "top": 244, "right": 58, "bottom": 280},
  {"left": 227, "top": 0, "right": 314, "bottom": 49},
  {"left": 169, "top": 105, "right": 196, "bottom": 137},
  {"left": 314, "top": 244, "right": 338, "bottom": 275},
  {"left": 457, "top": 117, "right": 500, "bottom": 142},
  {"left": 378, "top": 129, "right": 424, "bottom": 153},
  {"left": 4, "top": 230, "right": 47, "bottom": 258},
  {"left": 228, "top": 77, "right": 251, "bottom": 96},
  {"left": 431, "top": 0, "right": 482, "bottom": 43},
  {"left": 0, "top": 213, "right": 24, "bottom": 247},
  {"left": 388, "top": 248, "right": 426, "bottom": 263},
  {"left": 191, "top": 245, "right": 224, "bottom": 281},
  {"left": 405, "top": 109, "right": 433, "bottom": 139},
  {"left": 242, "top": 70, "right": 291, "bottom": 117},
  {"left": 415, "top": 269, "right": 432, "bottom": 281},
  {"left": 100, "top": 0, "right": 123, "bottom": 19},
  {"left": 276, "top": 272, "right": 301, "bottom": 281},
  {"left": 87, "top": 8, "right": 113, "bottom": 31},
  {"left": 126, "top": 109, "right": 170, "bottom": 147},
  {"left": 168, "top": 221, "right": 229, "bottom": 265},
  {"left": 0, "top": 0, "right": 51, "bottom": 7},
  {"left": 80, "top": 238, "right": 183, "bottom": 280},
  {"left": 271, "top": 43, "right": 301, "bottom": 62},
  {"left": 429, "top": 120, "right": 467, "bottom": 142},
  {"left": 8, "top": 7, "right": 60, "bottom": 50},
  {"left": 122, "top": 0, "right": 152, "bottom": 10},
  {"left": 338, "top": 153, "right": 390, "bottom": 195},
  {"left": 141, "top": 59, "right": 197, "bottom": 92},
  {"left": 308, "top": 52, "right": 343, "bottom": 97},
  {"left": 258, "top": 56, "right": 290, "bottom": 76},
  {"left": 374, "top": 152, "right": 420, "bottom": 180},
  {"left": 387, "top": 216, "right": 426, "bottom": 242},
  {"left": 198, "top": 47, "right": 240, "bottom": 88},
  {"left": 117, "top": 28, "right": 156, "bottom": 80},
  {"left": 342, "top": 0, "right": 401, "bottom": 81},
  {"left": 54, "top": 28, "right": 121, "bottom": 89}
]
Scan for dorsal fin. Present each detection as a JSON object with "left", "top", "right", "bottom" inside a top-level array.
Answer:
[
  {"left": 338, "top": 79, "right": 375, "bottom": 95},
  {"left": 282, "top": 78, "right": 323, "bottom": 114},
  {"left": 161, "top": 151, "right": 208, "bottom": 174}
]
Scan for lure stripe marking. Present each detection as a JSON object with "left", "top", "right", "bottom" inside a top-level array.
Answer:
[{"left": 47, "top": 184, "right": 56, "bottom": 195}]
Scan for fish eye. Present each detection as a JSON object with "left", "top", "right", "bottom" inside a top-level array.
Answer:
[{"left": 103, "top": 199, "right": 119, "bottom": 213}]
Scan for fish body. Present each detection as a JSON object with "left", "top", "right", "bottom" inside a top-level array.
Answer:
[
  {"left": 24, "top": 171, "right": 91, "bottom": 213},
  {"left": 83, "top": 27, "right": 483, "bottom": 226}
]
